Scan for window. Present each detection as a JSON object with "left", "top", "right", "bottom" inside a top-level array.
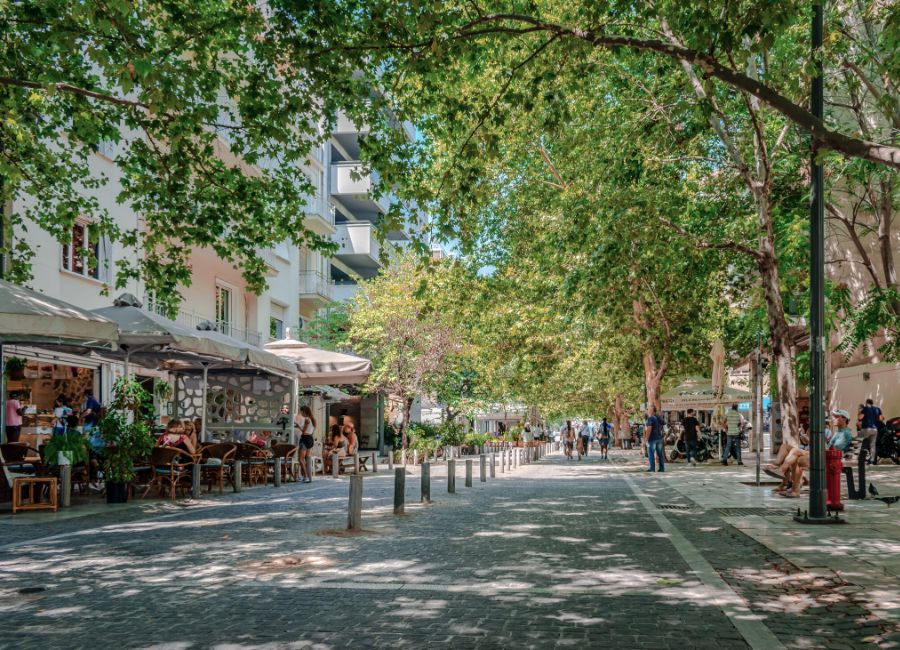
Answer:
[
  {"left": 270, "top": 316, "right": 284, "bottom": 340},
  {"left": 215, "top": 285, "right": 232, "bottom": 334},
  {"left": 62, "top": 222, "right": 107, "bottom": 280}
]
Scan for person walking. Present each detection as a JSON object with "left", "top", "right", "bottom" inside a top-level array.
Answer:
[
  {"left": 857, "top": 399, "right": 882, "bottom": 465},
  {"left": 577, "top": 421, "right": 590, "bottom": 459},
  {"left": 563, "top": 421, "right": 575, "bottom": 460},
  {"left": 295, "top": 405, "right": 316, "bottom": 483},
  {"left": 599, "top": 418, "right": 611, "bottom": 459},
  {"left": 680, "top": 408, "right": 700, "bottom": 466},
  {"left": 644, "top": 407, "right": 665, "bottom": 472},
  {"left": 5, "top": 392, "right": 24, "bottom": 443},
  {"left": 723, "top": 404, "right": 745, "bottom": 466}
]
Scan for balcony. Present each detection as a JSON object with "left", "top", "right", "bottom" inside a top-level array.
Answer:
[
  {"left": 330, "top": 280, "right": 361, "bottom": 303},
  {"left": 145, "top": 297, "right": 263, "bottom": 347},
  {"left": 299, "top": 271, "right": 331, "bottom": 305},
  {"left": 333, "top": 222, "right": 383, "bottom": 276},
  {"left": 304, "top": 195, "right": 335, "bottom": 235},
  {"left": 330, "top": 162, "right": 389, "bottom": 218}
]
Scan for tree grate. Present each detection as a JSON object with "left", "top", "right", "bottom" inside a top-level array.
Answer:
[
  {"left": 657, "top": 503, "right": 695, "bottom": 511},
  {"left": 715, "top": 507, "right": 794, "bottom": 517}
]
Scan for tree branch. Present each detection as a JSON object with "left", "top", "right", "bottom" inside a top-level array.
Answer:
[
  {"left": 0, "top": 77, "right": 148, "bottom": 110},
  {"left": 658, "top": 217, "right": 763, "bottom": 261}
]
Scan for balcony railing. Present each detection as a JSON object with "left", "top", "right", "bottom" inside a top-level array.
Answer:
[
  {"left": 145, "top": 296, "right": 263, "bottom": 347},
  {"left": 299, "top": 271, "right": 331, "bottom": 300}
]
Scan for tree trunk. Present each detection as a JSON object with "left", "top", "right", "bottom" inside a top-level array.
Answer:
[
  {"left": 757, "top": 248, "right": 800, "bottom": 449},
  {"left": 642, "top": 350, "right": 665, "bottom": 413},
  {"left": 401, "top": 396, "right": 414, "bottom": 453}
]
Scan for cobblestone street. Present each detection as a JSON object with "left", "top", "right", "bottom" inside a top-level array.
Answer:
[{"left": 1, "top": 450, "right": 898, "bottom": 649}]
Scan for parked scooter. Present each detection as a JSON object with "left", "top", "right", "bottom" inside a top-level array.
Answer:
[{"left": 875, "top": 416, "right": 900, "bottom": 465}]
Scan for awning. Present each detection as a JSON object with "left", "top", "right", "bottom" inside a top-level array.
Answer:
[
  {"left": 265, "top": 338, "right": 371, "bottom": 386},
  {"left": 302, "top": 385, "right": 354, "bottom": 402},
  {"left": 0, "top": 278, "right": 118, "bottom": 349},
  {"left": 661, "top": 377, "right": 751, "bottom": 411}
]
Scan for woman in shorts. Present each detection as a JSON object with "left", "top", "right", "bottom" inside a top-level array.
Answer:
[{"left": 296, "top": 405, "right": 316, "bottom": 483}]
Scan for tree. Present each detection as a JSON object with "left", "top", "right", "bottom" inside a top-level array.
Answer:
[
  {"left": 0, "top": 0, "right": 359, "bottom": 308},
  {"left": 346, "top": 256, "right": 461, "bottom": 453}
]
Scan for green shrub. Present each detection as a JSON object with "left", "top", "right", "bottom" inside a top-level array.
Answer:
[{"left": 463, "top": 432, "right": 492, "bottom": 448}]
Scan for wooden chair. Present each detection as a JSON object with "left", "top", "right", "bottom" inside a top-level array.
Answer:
[
  {"left": 309, "top": 441, "right": 324, "bottom": 476},
  {"left": 234, "top": 443, "right": 269, "bottom": 487},
  {"left": 141, "top": 447, "right": 193, "bottom": 500},
  {"left": 271, "top": 443, "right": 299, "bottom": 482},
  {"left": 199, "top": 443, "right": 236, "bottom": 494}
]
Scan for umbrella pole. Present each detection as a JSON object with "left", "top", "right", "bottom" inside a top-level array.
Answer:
[
  {"left": 290, "top": 378, "right": 298, "bottom": 445},
  {"left": 200, "top": 364, "right": 209, "bottom": 443},
  {"left": 0, "top": 344, "right": 5, "bottom": 443}
]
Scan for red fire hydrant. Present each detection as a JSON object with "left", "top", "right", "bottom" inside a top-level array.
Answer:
[{"left": 826, "top": 448, "right": 844, "bottom": 511}]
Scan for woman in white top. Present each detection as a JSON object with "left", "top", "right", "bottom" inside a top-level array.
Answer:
[{"left": 296, "top": 406, "right": 316, "bottom": 483}]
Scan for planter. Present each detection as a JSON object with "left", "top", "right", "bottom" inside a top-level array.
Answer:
[
  {"left": 106, "top": 481, "right": 129, "bottom": 504},
  {"left": 7, "top": 368, "right": 25, "bottom": 380}
]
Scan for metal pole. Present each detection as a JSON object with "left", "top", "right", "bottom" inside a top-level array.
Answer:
[
  {"left": 200, "top": 364, "right": 209, "bottom": 443},
  {"left": 755, "top": 333, "right": 763, "bottom": 487},
  {"left": 802, "top": 2, "right": 829, "bottom": 523},
  {"left": 421, "top": 462, "right": 430, "bottom": 503}
]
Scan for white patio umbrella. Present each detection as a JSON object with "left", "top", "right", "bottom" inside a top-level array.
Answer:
[{"left": 265, "top": 338, "right": 371, "bottom": 386}]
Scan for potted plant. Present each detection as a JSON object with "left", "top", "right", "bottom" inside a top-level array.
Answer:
[
  {"left": 4, "top": 356, "right": 27, "bottom": 380},
  {"left": 154, "top": 379, "right": 173, "bottom": 402},
  {"left": 44, "top": 431, "right": 90, "bottom": 467},
  {"left": 99, "top": 377, "right": 155, "bottom": 504}
]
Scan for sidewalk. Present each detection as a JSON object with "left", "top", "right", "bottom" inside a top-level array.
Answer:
[{"left": 659, "top": 453, "right": 900, "bottom": 626}]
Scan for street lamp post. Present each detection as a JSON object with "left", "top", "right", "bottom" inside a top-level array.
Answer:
[{"left": 797, "top": 3, "right": 842, "bottom": 524}]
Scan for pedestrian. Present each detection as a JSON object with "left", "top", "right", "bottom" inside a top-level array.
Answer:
[
  {"left": 599, "top": 417, "right": 611, "bottom": 459},
  {"left": 563, "top": 420, "right": 575, "bottom": 460},
  {"left": 577, "top": 420, "right": 590, "bottom": 459},
  {"left": 826, "top": 409, "right": 853, "bottom": 455},
  {"left": 5, "top": 391, "right": 24, "bottom": 443},
  {"left": 644, "top": 407, "right": 665, "bottom": 472},
  {"left": 296, "top": 405, "right": 316, "bottom": 483},
  {"left": 722, "top": 404, "right": 745, "bottom": 466},
  {"left": 857, "top": 399, "right": 882, "bottom": 465},
  {"left": 680, "top": 408, "right": 700, "bottom": 466},
  {"left": 53, "top": 396, "right": 72, "bottom": 436}
]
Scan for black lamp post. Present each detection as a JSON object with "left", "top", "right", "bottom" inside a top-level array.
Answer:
[{"left": 796, "top": 2, "right": 843, "bottom": 524}]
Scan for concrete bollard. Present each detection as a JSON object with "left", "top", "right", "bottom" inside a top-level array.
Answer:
[
  {"left": 274, "top": 457, "right": 282, "bottom": 488},
  {"left": 448, "top": 459, "right": 456, "bottom": 493},
  {"left": 353, "top": 454, "right": 360, "bottom": 474},
  {"left": 490, "top": 453, "right": 496, "bottom": 478},
  {"left": 60, "top": 464, "right": 72, "bottom": 508},
  {"left": 500, "top": 450, "right": 505, "bottom": 473},
  {"left": 347, "top": 474, "right": 363, "bottom": 531},
  {"left": 479, "top": 454, "right": 486, "bottom": 483},
  {"left": 305, "top": 455, "right": 314, "bottom": 483},
  {"left": 421, "top": 462, "right": 431, "bottom": 503},
  {"left": 413, "top": 450, "right": 419, "bottom": 466},
  {"left": 465, "top": 459, "right": 473, "bottom": 487},
  {"left": 371, "top": 452, "right": 378, "bottom": 473},
  {"left": 234, "top": 460, "right": 243, "bottom": 492},
  {"left": 192, "top": 463, "right": 202, "bottom": 498},
  {"left": 394, "top": 467, "right": 405, "bottom": 515},
  {"left": 332, "top": 453, "right": 340, "bottom": 478},
  {"left": 387, "top": 447, "right": 394, "bottom": 469}
]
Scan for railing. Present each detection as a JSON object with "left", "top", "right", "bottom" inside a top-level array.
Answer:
[
  {"left": 299, "top": 271, "right": 330, "bottom": 299},
  {"left": 145, "top": 297, "right": 263, "bottom": 347}
]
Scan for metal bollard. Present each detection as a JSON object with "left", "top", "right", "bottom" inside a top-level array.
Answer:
[
  {"left": 421, "top": 462, "right": 431, "bottom": 503},
  {"left": 448, "top": 459, "right": 456, "bottom": 493},
  {"left": 192, "top": 463, "right": 202, "bottom": 498},
  {"left": 305, "top": 455, "right": 314, "bottom": 483},
  {"left": 234, "top": 460, "right": 243, "bottom": 492},
  {"left": 465, "top": 459, "right": 473, "bottom": 487},
  {"left": 371, "top": 452, "right": 378, "bottom": 473},
  {"left": 490, "top": 453, "right": 496, "bottom": 478},
  {"left": 274, "top": 457, "right": 282, "bottom": 488},
  {"left": 60, "top": 464, "right": 72, "bottom": 508},
  {"left": 347, "top": 474, "right": 363, "bottom": 531},
  {"left": 394, "top": 467, "right": 405, "bottom": 515},
  {"left": 479, "top": 454, "right": 486, "bottom": 482},
  {"left": 332, "top": 453, "right": 340, "bottom": 478}
]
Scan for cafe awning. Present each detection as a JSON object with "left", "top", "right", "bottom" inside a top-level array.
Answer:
[
  {"left": 265, "top": 338, "right": 371, "bottom": 386},
  {"left": 661, "top": 377, "right": 752, "bottom": 411},
  {"left": 0, "top": 278, "right": 118, "bottom": 349}
]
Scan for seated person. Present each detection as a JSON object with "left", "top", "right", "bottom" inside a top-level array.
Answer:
[
  {"left": 826, "top": 409, "right": 853, "bottom": 454},
  {"left": 324, "top": 425, "right": 347, "bottom": 473},
  {"left": 157, "top": 420, "right": 196, "bottom": 454},
  {"left": 343, "top": 421, "right": 359, "bottom": 456},
  {"left": 246, "top": 431, "right": 268, "bottom": 447}
]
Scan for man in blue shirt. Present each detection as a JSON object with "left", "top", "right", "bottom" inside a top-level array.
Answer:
[
  {"left": 644, "top": 407, "right": 666, "bottom": 472},
  {"left": 857, "top": 399, "right": 882, "bottom": 464}
]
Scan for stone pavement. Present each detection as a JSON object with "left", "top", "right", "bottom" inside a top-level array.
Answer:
[{"left": 0, "top": 449, "right": 898, "bottom": 649}]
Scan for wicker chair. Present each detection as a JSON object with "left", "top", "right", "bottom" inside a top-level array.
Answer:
[
  {"left": 199, "top": 443, "right": 236, "bottom": 494},
  {"left": 234, "top": 443, "right": 269, "bottom": 487},
  {"left": 141, "top": 447, "right": 193, "bottom": 500},
  {"left": 271, "top": 443, "right": 300, "bottom": 482}
]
